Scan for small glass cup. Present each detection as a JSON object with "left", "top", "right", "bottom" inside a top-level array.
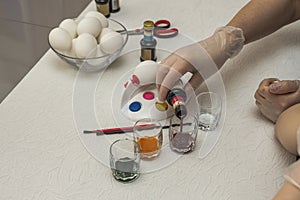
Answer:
[
  {"left": 197, "top": 92, "right": 222, "bottom": 131},
  {"left": 169, "top": 115, "right": 198, "bottom": 153},
  {"left": 133, "top": 118, "right": 163, "bottom": 160},
  {"left": 109, "top": 138, "right": 140, "bottom": 183}
]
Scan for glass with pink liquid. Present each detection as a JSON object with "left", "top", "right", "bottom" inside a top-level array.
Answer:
[{"left": 169, "top": 115, "right": 198, "bottom": 153}]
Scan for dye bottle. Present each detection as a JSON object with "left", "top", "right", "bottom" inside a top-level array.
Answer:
[
  {"left": 95, "top": 0, "right": 110, "bottom": 18},
  {"left": 166, "top": 80, "right": 187, "bottom": 119},
  {"left": 140, "top": 20, "right": 157, "bottom": 62},
  {"left": 109, "top": 0, "right": 120, "bottom": 13}
]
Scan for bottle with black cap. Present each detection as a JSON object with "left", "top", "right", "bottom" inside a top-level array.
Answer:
[
  {"left": 166, "top": 80, "right": 187, "bottom": 119},
  {"left": 109, "top": 0, "right": 120, "bottom": 13}
]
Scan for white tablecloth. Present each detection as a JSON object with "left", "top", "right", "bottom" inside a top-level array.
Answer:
[{"left": 0, "top": 0, "right": 299, "bottom": 199}]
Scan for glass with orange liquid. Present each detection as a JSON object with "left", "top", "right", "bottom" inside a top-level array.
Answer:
[{"left": 133, "top": 118, "right": 163, "bottom": 160}]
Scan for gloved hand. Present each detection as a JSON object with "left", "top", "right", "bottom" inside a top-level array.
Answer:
[
  {"left": 156, "top": 26, "right": 245, "bottom": 101},
  {"left": 254, "top": 78, "right": 300, "bottom": 123}
]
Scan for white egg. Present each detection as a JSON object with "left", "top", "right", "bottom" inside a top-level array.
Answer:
[
  {"left": 75, "top": 33, "right": 97, "bottom": 58},
  {"left": 71, "top": 38, "right": 77, "bottom": 56},
  {"left": 132, "top": 60, "right": 159, "bottom": 85},
  {"left": 85, "top": 11, "right": 108, "bottom": 28},
  {"left": 87, "top": 45, "right": 107, "bottom": 66},
  {"left": 77, "top": 17, "right": 102, "bottom": 37},
  {"left": 98, "top": 28, "right": 114, "bottom": 43},
  {"left": 49, "top": 27, "right": 72, "bottom": 52},
  {"left": 63, "top": 38, "right": 77, "bottom": 57},
  {"left": 100, "top": 31, "right": 124, "bottom": 54},
  {"left": 96, "top": 45, "right": 107, "bottom": 57},
  {"left": 59, "top": 18, "right": 77, "bottom": 38}
]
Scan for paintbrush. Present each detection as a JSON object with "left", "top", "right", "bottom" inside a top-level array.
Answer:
[{"left": 83, "top": 123, "right": 192, "bottom": 136}]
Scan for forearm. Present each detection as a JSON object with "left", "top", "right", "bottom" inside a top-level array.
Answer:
[
  {"left": 227, "top": 0, "right": 300, "bottom": 44},
  {"left": 273, "top": 159, "right": 300, "bottom": 199},
  {"left": 273, "top": 181, "right": 300, "bottom": 200}
]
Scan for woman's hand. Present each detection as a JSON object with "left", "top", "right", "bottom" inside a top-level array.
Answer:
[
  {"left": 254, "top": 78, "right": 300, "bottom": 123},
  {"left": 156, "top": 26, "right": 245, "bottom": 101}
]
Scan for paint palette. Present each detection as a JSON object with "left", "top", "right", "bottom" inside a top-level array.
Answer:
[
  {"left": 75, "top": 37, "right": 222, "bottom": 175},
  {"left": 112, "top": 60, "right": 173, "bottom": 125}
]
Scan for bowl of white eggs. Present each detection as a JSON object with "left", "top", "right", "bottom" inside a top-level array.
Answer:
[{"left": 48, "top": 11, "right": 128, "bottom": 72}]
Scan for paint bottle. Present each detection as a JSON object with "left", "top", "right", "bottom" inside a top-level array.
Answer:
[
  {"left": 140, "top": 20, "right": 157, "bottom": 62},
  {"left": 95, "top": 0, "right": 110, "bottom": 18},
  {"left": 109, "top": 0, "right": 120, "bottom": 13},
  {"left": 166, "top": 80, "right": 187, "bottom": 119}
]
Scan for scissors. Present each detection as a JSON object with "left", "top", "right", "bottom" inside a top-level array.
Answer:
[{"left": 125, "top": 19, "right": 179, "bottom": 38}]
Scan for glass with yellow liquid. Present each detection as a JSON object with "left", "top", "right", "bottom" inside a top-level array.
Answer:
[{"left": 133, "top": 118, "right": 163, "bottom": 160}]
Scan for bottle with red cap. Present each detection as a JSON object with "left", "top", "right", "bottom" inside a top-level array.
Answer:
[{"left": 166, "top": 80, "right": 187, "bottom": 119}]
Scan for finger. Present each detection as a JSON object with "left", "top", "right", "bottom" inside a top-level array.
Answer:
[
  {"left": 256, "top": 78, "right": 277, "bottom": 99},
  {"left": 156, "top": 55, "right": 177, "bottom": 92},
  {"left": 157, "top": 54, "right": 186, "bottom": 91},
  {"left": 255, "top": 100, "right": 261, "bottom": 107},
  {"left": 160, "top": 53, "right": 177, "bottom": 66},
  {"left": 158, "top": 68, "right": 182, "bottom": 101},
  {"left": 258, "top": 78, "right": 280, "bottom": 88},
  {"left": 186, "top": 72, "right": 204, "bottom": 91},
  {"left": 255, "top": 90, "right": 271, "bottom": 104},
  {"left": 270, "top": 80, "right": 300, "bottom": 94},
  {"left": 254, "top": 101, "right": 274, "bottom": 122},
  {"left": 156, "top": 63, "right": 170, "bottom": 90},
  {"left": 257, "top": 80, "right": 278, "bottom": 102},
  {"left": 158, "top": 57, "right": 193, "bottom": 101},
  {"left": 182, "top": 73, "right": 204, "bottom": 102},
  {"left": 255, "top": 89, "right": 265, "bottom": 100}
]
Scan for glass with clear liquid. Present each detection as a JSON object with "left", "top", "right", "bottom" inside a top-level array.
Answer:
[
  {"left": 197, "top": 92, "right": 222, "bottom": 131},
  {"left": 110, "top": 139, "right": 140, "bottom": 183},
  {"left": 112, "top": 157, "right": 139, "bottom": 182}
]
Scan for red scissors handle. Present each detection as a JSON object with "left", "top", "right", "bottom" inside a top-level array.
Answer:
[
  {"left": 154, "top": 27, "right": 178, "bottom": 38},
  {"left": 153, "top": 19, "right": 178, "bottom": 38},
  {"left": 154, "top": 19, "right": 171, "bottom": 29},
  {"left": 124, "top": 19, "right": 178, "bottom": 38}
]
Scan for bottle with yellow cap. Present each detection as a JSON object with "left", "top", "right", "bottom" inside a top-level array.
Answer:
[{"left": 140, "top": 20, "right": 157, "bottom": 62}]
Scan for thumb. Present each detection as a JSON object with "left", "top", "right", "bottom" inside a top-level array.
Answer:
[{"left": 269, "top": 80, "right": 300, "bottom": 94}]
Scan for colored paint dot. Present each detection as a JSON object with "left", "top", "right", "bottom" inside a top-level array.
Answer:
[
  {"left": 131, "top": 75, "right": 140, "bottom": 85},
  {"left": 155, "top": 102, "right": 168, "bottom": 111},
  {"left": 143, "top": 91, "right": 155, "bottom": 100},
  {"left": 124, "top": 81, "right": 129, "bottom": 88},
  {"left": 129, "top": 101, "right": 142, "bottom": 112}
]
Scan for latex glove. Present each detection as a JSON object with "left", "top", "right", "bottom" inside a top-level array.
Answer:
[
  {"left": 156, "top": 26, "right": 245, "bottom": 101},
  {"left": 254, "top": 78, "right": 300, "bottom": 123},
  {"left": 284, "top": 160, "right": 300, "bottom": 190}
]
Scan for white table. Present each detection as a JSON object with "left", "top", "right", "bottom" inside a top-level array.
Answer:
[{"left": 0, "top": 0, "right": 299, "bottom": 199}]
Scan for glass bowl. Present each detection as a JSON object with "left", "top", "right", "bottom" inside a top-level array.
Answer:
[{"left": 49, "top": 19, "right": 128, "bottom": 72}]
